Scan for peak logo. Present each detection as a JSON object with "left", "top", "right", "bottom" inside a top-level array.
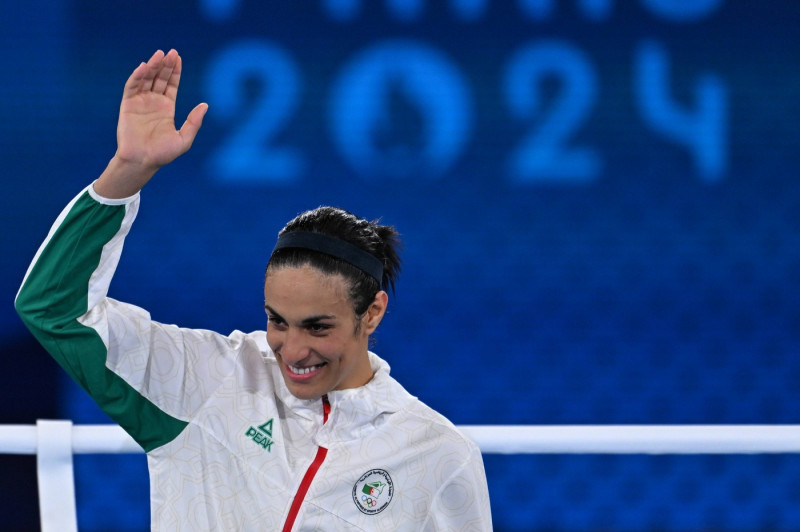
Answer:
[{"left": 245, "top": 419, "right": 275, "bottom": 452}]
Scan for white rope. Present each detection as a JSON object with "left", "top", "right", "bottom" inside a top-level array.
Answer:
[
  {"left": 3, "top": 423, "right": 800, "bottom": 455},
  {"left": 458, "top": 425, "right": 800, "bottom": 454},
  {"left": 4, "top": 422, "right": 800, "bottom": 532}
]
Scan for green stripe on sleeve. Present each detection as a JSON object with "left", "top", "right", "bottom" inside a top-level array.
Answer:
[{"left": 16, "top": 190, "right": 188, "bottom": 452}]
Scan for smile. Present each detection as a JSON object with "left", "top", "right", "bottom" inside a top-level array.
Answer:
[{"left": 287, "top": 363, "right": 326, "bottom": 375}]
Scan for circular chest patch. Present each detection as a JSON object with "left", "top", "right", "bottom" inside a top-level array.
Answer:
[{"left": 352, "top": 469, "right": 394, "bottom": 515}]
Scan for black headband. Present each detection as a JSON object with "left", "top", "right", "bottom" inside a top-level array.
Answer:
[{"left": 271, "top": 231, "right": 384, "bottom": 283}]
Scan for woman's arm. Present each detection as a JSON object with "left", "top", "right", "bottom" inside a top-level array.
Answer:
[{"left": 15, "top": 50, "right": 218, "bottom": 451}]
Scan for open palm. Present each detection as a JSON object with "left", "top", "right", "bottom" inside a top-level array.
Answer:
[{"left": 116, "top": 49, "right": 207, "bottom": 170}]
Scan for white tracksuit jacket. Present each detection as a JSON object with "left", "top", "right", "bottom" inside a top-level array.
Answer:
[{"left": 15, "top": 184, "right": 493, "bottom": 531}]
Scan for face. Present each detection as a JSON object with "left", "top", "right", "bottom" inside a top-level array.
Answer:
[{"left": 264, "top": 265, "right": 388, "bottom": 400}]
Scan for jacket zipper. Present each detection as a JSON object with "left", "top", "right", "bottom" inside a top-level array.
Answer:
[{"left": 281, "top": 395, "right": 331, "bottom": 532}]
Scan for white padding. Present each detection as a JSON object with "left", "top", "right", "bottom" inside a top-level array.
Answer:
[{"left": 37, "top": 420, "right": 78, "bottom": 532}]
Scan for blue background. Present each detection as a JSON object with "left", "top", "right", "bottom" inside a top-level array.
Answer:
[{"left": 2, "top": 1, "right": 800, "bottom": 530}]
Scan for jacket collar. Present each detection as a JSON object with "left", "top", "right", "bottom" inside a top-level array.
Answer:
[{"left": 272, "top": 352, "right": 416, "bottom": 443}]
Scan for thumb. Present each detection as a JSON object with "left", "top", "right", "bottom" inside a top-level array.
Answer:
[{"left": 178, "top": 102, "right": 209, "bottom": 152}]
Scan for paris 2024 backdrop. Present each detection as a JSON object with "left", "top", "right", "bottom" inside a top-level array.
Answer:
[{"left": 1, "top": 1, "right": 799, "bottom": 530}]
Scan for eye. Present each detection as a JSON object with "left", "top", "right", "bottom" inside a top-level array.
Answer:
[
  {"left": 267, "top": 315, "right": 287, "bottom": 329},
  {"left": 307, "top": 323, "right": 332, "bottom": 335}
]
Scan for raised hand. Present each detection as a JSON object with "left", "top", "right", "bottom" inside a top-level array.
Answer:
[{"left": 95, "top": 49, "right": 208, "bottom": 198}]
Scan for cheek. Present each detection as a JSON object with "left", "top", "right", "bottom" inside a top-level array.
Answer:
[
  {"left": 265, "top": 326, "right": 284, "bottom": 353},
  {"left": 266, "top": 334, "right": 278, "bottom": 353},
  {"left": 314, "top": 337, "right": 346, "bottom": 358},
  {"left": 315, "top": 333, "right": 359, "bottom": 362}
]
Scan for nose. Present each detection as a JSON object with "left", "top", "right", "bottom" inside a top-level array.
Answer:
[{"left": 275, "top": 327, "right": 311, "bottom": 365}]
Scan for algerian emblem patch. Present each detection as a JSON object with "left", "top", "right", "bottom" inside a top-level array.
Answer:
[{"left": 353, "top": 469, "right": 394, "bottom": 515}]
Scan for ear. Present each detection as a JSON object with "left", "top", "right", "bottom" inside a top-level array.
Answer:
[{"left": 362, "top": 290, "right": 389, "bottom": 335}]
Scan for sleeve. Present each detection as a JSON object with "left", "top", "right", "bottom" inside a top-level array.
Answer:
[
  {"left": 424, "top": 444, "right": 494, "bottom": 531},
  {"left": 15, "top": 184, "right": 240, "bottom": 452}
]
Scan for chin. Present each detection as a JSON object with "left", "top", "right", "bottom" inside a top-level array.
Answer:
[
  {"left": 283, "top": 380, "right": 326, "bottom": 401},
  {"left": 289, "top": 388, "right": 324, "bottom": 400}
]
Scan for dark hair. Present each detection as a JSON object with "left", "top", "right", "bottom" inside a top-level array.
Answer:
[{"left": 266, "top": 206, "right": 402, "bottom": 316}]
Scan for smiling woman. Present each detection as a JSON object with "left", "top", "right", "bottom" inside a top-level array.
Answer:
[
  {"left": 264, "top": 263, "right": 384, "bottom": 400},
  {"left": 14, "top": 49, "right": 493, "bottom": 531},
  {"left": 264, "top": 206, "right": 399, "bottom": 400}
]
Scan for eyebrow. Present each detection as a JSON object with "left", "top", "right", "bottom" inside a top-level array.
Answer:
[{"left": 264, "top": 305, "right": 337, "bottom": 326}]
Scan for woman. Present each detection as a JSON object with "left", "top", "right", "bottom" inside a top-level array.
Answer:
[{"left": 16, "top": 49, "right": 492, "bottom": 531}]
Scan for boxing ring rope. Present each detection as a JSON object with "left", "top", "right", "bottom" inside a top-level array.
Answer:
[{"left": 2, "top": 422, "right": 800, "bottom": 532}]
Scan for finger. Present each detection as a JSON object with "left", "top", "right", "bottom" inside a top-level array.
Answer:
[
  {"left": 122, "top": 62, "right": 147, "bottom": 99},
  {"left": 164, "top": 52, "right": 183, "bottom": 102},
  {"left": 140, "top": 49, "right": 165, "bottom": 92},
  {"left": 178, "top": 102, "right": 209, "bottom": 152},
  {"left": 152, "top": 49, "right": 179, "bottom": 95}
]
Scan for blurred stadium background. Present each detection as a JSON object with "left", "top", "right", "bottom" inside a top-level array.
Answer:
[{"left": 2, "top": 1, "right": 799, "bottom": 530}]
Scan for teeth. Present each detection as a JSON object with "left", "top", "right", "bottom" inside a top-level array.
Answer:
[{"left": 289, "top": 364, "right": 324, "bottom": 375}]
